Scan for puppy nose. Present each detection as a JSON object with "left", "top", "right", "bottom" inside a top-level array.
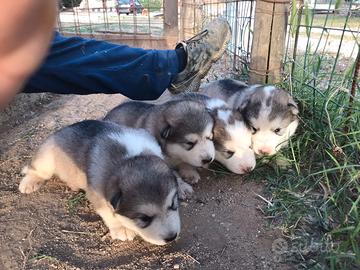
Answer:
[
  {"left": 241, "top": 166, "right": 254, "bottom": 173},
  {"left": 164, "top": 233, "right": 178, "bottom": 243},
  {"left": 202, "top": 157, "right": 213, "bottom": 165},
  {"left": 259, "top": 147, "right": 272, "bottom": 155}
]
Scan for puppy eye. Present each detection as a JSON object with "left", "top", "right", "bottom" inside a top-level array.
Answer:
[
  {"left": 206, "top": 136, "right": 213, "bottom": 141},
  {"left": 274, "top": 128, "right": 281, "bottom": 134},
  {"left": 184, "top": 141, "right": 196, "bottom": 150},
  {"left": 250, "top": 126, "right": 258, "bottom": 134},
  {"left": 224, "top": 150, "right": 235, "bottom": 159},
  {"left": 136, "top": 214, "right": 154, "bottom": 228},
  {"left": 169, "top": 197, "right": 179, "bottom": 211}
]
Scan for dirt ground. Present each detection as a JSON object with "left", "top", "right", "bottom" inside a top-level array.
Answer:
[{"left": 0, "top": 91, "right": 291, "bottom": 270}]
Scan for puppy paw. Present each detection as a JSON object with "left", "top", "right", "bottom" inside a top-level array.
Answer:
[
  {"left": 19, "top": 175, "right": 44, "bottom": 194},
  {"left": 179, "top": 169, "right": 201, "bottom": 184},
  {"left": 109, "top": 226, "right": 136, "bottom": 241},
  {"left": 21, "top": 166, "right": 29, "bottom": 175},
  {"left": 177, "top": 178, "right": 194, "bottom": 200}
]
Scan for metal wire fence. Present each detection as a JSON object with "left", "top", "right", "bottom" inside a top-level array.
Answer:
[
  {"left": 181, "top": 0, "right": 360, "bottom": 89},
  {"left": 282, "top": 0, "right": 360, "bottom": 142},
  {"left": 279, "top": 1, "right": 360, "bottom": 268},
  {"left": 201, "top": 0, "right": 256, "bottom": 77},
  {"left": 56, "top": 0, "right": 359, "bottom": 90},
  {"left": 56, "top": 0, "right": 165, "bottom": 38},
  {"left": 284, "top": 0, "right": 360, "bottom": 94},
  {"left": 56, "top": 0, "right": 256, "bottom": 77},
  {"left": 179, "top": 0, "right": 255, "bottom": 79}
]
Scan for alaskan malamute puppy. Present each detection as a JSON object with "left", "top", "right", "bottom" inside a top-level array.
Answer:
[
  {"left": 200, "top": 79, "right": 299, "bottom": 156},
  {"left": 19, "top": 120, "right": 180, "bottom": 245},
  {"left": 104, "top": 100, "right": 215, "bottom": 184},
  {"left": 172, "top": 93, "right": 256, "bottom": 174}
]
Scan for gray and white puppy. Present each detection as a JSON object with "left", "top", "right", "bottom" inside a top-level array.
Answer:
[
  {"left": 104, "top": 99, "right": 215, "bottom": 184},
  {"left": 200, "top": 79, "right": 299, "bottom": 156},
  {"left": 19, "top": 120, "right": 180, "bottom": 246},
  {"left": 172, "top": 93, "right": 256, "bottom": 174}
]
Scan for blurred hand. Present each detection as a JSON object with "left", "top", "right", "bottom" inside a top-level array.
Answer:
[{"left": 0, "top": 0, "right": 57, "bottom": 108}]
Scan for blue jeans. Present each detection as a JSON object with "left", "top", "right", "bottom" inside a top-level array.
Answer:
[{"left": 24, "top": 32, "right": 180, "bottom": 100}]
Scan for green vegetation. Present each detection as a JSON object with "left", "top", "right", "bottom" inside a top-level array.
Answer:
[
  {"left": 67, "top": 191, "right": 87, "bottom": 214},
  {"left": 140, "top": 0, "right": 162, "bottom": 12},
  {"left": 266, "top": 2, "right": 360, "bottom": 268},
  {"left": 263, "top": 53, "right": 360, "bottom": 268},
  {"left": 30, "top": 253, "right": 58, "bottom": 262},
  {"left": 301, "top": 14, "right": 360, "bottom": 30}
]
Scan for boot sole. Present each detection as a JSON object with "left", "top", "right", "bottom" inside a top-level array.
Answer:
[
  {"left": 198, "top": 26, "right": 232, "bottom": 78},
  {"left": 186, "top": 26, "right": 232, "bottom": 92},
  {"left": 170, "top": 23, "right": 232, "bottom": 93}
]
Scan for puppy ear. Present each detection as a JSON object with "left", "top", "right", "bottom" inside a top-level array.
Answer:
[
  {"left": 236, "top": 102, "right": 249, "bottom": 121},
  {"left": 232, "top": 109, "right": 243, "bottom": 121},
  {"left": 205, "top": 107, "right": 218, "bottom": 119},
  {"left": 161, "top": 124, "right": 172, "bottom": 139},
  {"left": 160, "top": 104, "right": 179, "bottom": 139},
  {"left": 288, "top": 97, "right": 299, "bottom": 115},
  {"left": 110, "top": 190, "right": 122, "bottom": 211},
  {"left": 235, "top": 97, "right": 250, "bottom": 116}
]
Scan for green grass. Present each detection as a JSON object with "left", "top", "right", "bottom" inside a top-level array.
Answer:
[
  {"left": 60, "top": 22, "right": 163, "bottom": 36},
  {"left": 67, "top": 191, "right": 87, "bottom": 214},
  {"left": 259, "top": 48, "right": 360, "bottom": 268},
  {"left": 140, "top": 0, "right": 162, "bottom": 12},
  {"left": 211, "top": 49, "right": 359, "bottom": 269},
  {"left": 268, "top": 4, "right": 360, "bottom": 268},
  {"left": 30, "top": 253, "right": 58, "bottom": 262},
  {"left": 301, "top": 14, "right": 360, "bottom": 30}
]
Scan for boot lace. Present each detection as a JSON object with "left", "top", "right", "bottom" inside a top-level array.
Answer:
[{"left": 183, "top": 29, "right": 208, "bottom": 49}]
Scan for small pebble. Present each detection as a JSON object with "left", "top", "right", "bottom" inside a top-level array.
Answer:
[
  {"left": 211, "top": 214, "right": 215, "bottom": 218},
  {"left": 174, "top": 264, "right": 180, "bottom": 269}
]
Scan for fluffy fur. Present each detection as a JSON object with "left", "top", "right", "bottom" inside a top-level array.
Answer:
[
  {"left": 104, "top": 99, "right": 216, "bottom": 184},
  {"left": 19, "top": 120, "right": 180, "bottom": 245},
  {"left": 200, "top": 79, "right": 299, "bottom": 156},
  {"left": 172, "top": 93, "right": 256, "bottom": 174}
]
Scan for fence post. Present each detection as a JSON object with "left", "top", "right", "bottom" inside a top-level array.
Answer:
[
  {"left": 164, "top": 0, "right": 179, "bottom": 47},
  {"left": 180, "top": 0, "right": 203, "bottom": 40},
  {"left": 249, "top": 0, "right": 289, "bottom": 84}
]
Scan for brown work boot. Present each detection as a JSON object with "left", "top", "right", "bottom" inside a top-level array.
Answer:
[{"left": 169, "top": 18, "right": 232, "bottom": 94}]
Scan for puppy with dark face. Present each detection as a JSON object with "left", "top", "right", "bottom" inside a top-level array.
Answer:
[
  {"left": 104, "top": 99, "right": 216, "bottom": 184},
  {"left": 200, "top": 79, "right": 299, "bottom": 156},
  {"left": 19, "top": 120, "right": 180, "bottom": 245},
  {"left": 173, "top": 93, "right": 256, "bottom": 174}
]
